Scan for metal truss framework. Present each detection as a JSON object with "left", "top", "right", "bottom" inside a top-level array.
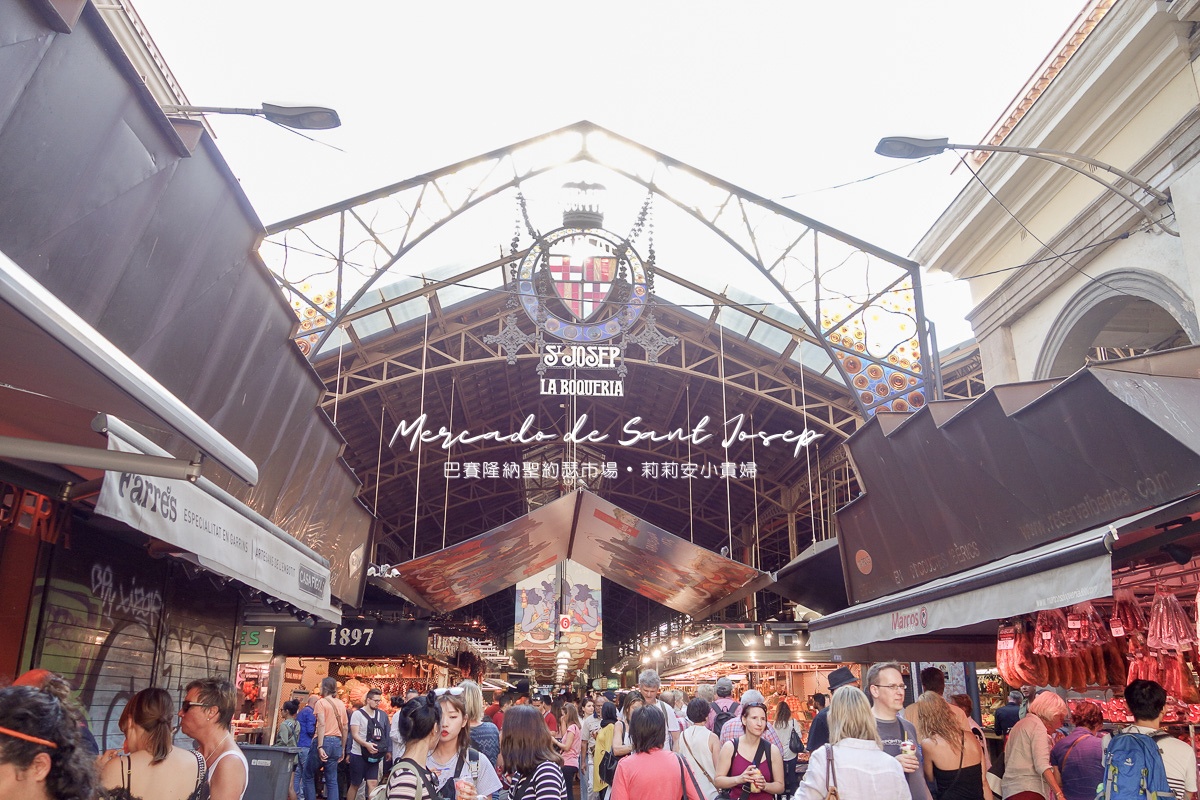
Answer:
[{"left": 263, "top": 121, "right": 931, "bottom": 418}]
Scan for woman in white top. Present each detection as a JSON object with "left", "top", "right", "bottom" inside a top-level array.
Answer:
[
  {"left": 179, "top": 677, "right": 248, "bottom": 800},
  {"left": 772, "top": 700, "right": 803, "bottom": 798},
  {"left": 799, "top": 685, "right": 907, "bottom": 800},
  {"left": 676, "top": 698, "right": 721, "bottom": 800}
]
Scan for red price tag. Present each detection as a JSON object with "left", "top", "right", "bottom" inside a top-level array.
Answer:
[
  {"left": 1042, "top": 630, "right": 1053, "bottom": 640},
  {"left": 1110, "top": 618, "right": 1126, "bottom": 637},
  {"left": 1067, "top": 614, "right": 1082, "bottom": 629}
]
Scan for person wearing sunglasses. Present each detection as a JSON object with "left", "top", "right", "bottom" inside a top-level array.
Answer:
[
  {"left": 179, "top": 677, "right": 247, "bottom": 800},
  {"left": 102, "top": 688, "right": 207, "bottom": 800},
  {"left": 867, "top": 662, "right": 931, "bottom": 800},
  {"left": 0, "top": 685, "right": 98, "bottom": 800}
]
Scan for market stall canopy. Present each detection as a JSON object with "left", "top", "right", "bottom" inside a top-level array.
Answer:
[
  {"left": 374, "top": 488, "right": 773, "bottom": 618},
  {"left": 836, "top": 347, "right": 1200, "bottom": 606},
  {"left": 770, "top": 537, "right": 849, "bottom": 614},
  {"left": 809, "top": 492, "right": 1200, "bottom": 651}
]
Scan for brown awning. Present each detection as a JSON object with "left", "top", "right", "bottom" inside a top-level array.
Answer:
[
  {"left": 836, "top": 346, "right": 1200, "bottom": 605},
  {"left": 376, "top": 488, "right": 772, "bottom": 618}
]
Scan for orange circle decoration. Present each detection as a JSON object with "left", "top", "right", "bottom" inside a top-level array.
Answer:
[
  {"left": 855, "top": 550, "right": 873, "bottom": 575},
  {"left": 890, "top": 373, "right": 908, "bottom": 390},
  {"left": 860, "top": 391, "right": 875, "bottom": 405},
  {"left": 853, "top": 374, "right": 870, "bottom": 390},
  {"left": 843, "top": 356, "right": 862, "bottom": 374},
  {"left": 874, "top": 383, "right": 890, "bottom": 397},
  {"left": 866, "top": 364, "right": 884, "bottom": 380},
  {"left": 908, "top": 391, "right": 926, "bottom": 408},
  {"left": 892, "top": 398, "right": 909, "bottom": 412}
]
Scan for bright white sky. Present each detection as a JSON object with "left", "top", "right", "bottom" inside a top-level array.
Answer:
[{"left": 131, "top": 0, "right": 1088, "bottom": 347}]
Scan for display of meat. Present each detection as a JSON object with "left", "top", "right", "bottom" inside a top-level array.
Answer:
[
  {"left": 1112, "top": 588, "right": 1146, "bottom": 634},
  {"left": 1067, "top": 601, "right": 1113, "bottom": 648},
  {"left": 1147, "top": 587, "right": 1195, "bottom": 652},
  {"left": 1034, "top": 608, "right": 1073, "bottom": 657}
]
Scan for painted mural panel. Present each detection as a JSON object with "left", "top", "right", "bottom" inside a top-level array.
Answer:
[
  {"left": 571, "top": 492, "right": 763, "bottom": 615},
  {"left": 514, "top": 560, "right": 602, "bottom": 681},
  {"left": 390, "top": 497, "right": 573, "bottom": 611}
]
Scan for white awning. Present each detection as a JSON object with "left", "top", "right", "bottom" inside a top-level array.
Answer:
[
  {"left": 94, "top": 430, "right": 337, "bottom": 622},
  {"left": 0, "top": 249, "right": 258, "bottom": 485},
  {"left": 807, "top": 524, "right": 1117, "bottom": 651}
]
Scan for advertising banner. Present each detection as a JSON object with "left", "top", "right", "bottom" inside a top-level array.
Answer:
[{"left": 95, "top": 435, "right": 336, "bottom": 621}]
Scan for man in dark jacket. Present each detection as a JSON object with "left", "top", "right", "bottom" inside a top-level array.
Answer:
[
  {"left": 807, "top": 666, "right": 859, "bottom": 752},
  {"left": 994, "top": 690, "right": 1022, "bottom": 737}
]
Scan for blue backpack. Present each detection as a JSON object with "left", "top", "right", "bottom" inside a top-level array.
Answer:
[{"left": 1099, "top": 730, "right": 1173, "bottom": 800}]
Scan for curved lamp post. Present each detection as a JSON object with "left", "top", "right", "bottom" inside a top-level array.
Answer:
[
  {"left": 161, "top": 102, "right": 341, "bottom": 130},
  {"left": 875, "top": 136, "right": 1177, "bottom": 236}
]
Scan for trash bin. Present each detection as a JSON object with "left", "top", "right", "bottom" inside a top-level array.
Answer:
[{"left": 240, "top": 744, "right": 304, "bottom": 800}]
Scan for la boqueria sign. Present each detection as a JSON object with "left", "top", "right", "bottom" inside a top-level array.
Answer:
[{"left": 95, "top": 435, "right": 335, "bottom": 620}]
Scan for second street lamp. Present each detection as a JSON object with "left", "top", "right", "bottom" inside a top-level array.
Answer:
[{"left": 875, "top": 135, "right": 1177, "bottom": 236}]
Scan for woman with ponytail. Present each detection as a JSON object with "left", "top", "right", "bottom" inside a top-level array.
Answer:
[
  {"left": 100, "top": 688, "right": 208, "bottom": 800},
  {"left": 0, "top": 684, "right": 99, "bottom": 800}
]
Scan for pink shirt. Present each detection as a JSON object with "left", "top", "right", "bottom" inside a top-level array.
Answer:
[
  {"left": 611, "top": 748, "right": 704, "bottom": 800},
  {"left": 561, "top": 723, "right": 582, "bottom": 768}
]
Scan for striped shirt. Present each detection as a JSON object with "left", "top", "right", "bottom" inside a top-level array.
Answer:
[{"left": 510, "top": 760, "right": 567, "bottom": 800}]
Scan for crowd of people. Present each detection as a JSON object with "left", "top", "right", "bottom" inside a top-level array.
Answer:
[{"left": 3, "top": 664, "right": 1196, "bottom": 800}]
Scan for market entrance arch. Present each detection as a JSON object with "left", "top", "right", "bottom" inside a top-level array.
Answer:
[{"left": 261, "top": 122, "right": 931, "bottom": 669}]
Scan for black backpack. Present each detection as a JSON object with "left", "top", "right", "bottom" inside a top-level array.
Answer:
[
  {"left": 363, "top": 710, "right": 387, "bottom": 763},
  {"left": 712, "top": 701, "right": 740, "bottom": 737}
]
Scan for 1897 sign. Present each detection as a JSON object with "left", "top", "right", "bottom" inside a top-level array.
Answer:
[{"left": 273, "top": 619, "right": 428, "bottom": 657}]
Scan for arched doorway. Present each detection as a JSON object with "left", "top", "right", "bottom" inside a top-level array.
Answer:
[{"left": 1036, "top": 270, "right": 1197, "bottom": 378}]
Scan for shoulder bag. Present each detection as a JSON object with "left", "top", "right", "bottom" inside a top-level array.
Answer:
[
  {"left": 789, "top": 720, "right": 803, "bottom": 754},
  {"left": 823, "top": 744, "right": 840, "bottom": 800},
  {"left": 681, "top": 727, "right": 716, "bottom": 785},
  {"left": 676, "top": 753, "right": 706, "bottom": 800}
]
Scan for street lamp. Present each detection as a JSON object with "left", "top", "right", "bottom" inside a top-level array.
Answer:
[
  {"left": 875, "top": 136, "right": 1177, "bottom": 236},
  {"left": 161, "top": 102, "right": 341, "bottom": 130}
]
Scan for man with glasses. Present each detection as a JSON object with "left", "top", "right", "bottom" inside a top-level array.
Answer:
[
  {"left": 867, "top": 662, "right": 931, "bottom": 800},
  {"left": 347, "top": 688, "right": 389, "bottom": 800}
]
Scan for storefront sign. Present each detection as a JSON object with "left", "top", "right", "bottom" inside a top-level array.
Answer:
[
  {"left": 95, "top": 436, "right": 335, "bottom": 620},
  {"left": 273, "top": 620, "right": 429, "bottom": 657},
  {"left": 238, "top": 626, "right": 276, "bottom": 651},
  {"left": 722, "top": 627, "right": 817, "bottom": 660}
]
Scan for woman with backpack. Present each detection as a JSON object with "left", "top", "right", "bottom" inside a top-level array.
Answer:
[
  {"left": 385, "top": 694, "right": 441, "bottom": 800},
  {"left": 1001, "top": 692, "right": 1068, "bottom": 800},
  {"left": 712, "top": 701, "right": 784, "bottom": 800},
  {"left": 428, "top": 688, "right": 503, "bottom": 799},
  {"left": 459, "top": 682, "right": 500, "bottom": 775},
  {"left": 772, "top": 701, "right": 803, "bottom": 797}
]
